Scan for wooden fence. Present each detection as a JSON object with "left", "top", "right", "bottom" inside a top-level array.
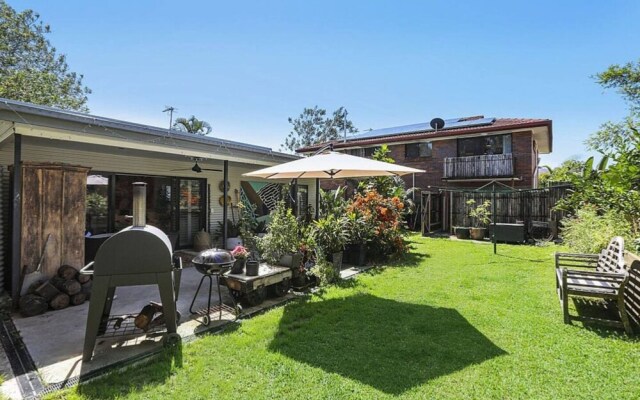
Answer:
[
  {"left": 443, "top": 154, "right": 514, "bottom": 179},
  {"left": 449, "top": 186, "right": 571, "bottom": 230}
]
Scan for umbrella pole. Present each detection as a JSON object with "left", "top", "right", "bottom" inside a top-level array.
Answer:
[{"left": 315, "top": 178, "right": 320, "bottom": 220}]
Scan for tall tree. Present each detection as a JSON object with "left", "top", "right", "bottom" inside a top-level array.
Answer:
[
  {"left": 282, "top": 106, "right": 356, "bottom": 152},
  {"left": 0, "top": 1, "right": 90, "bottom": 111},
  {"left": 173, "top": 115, "right": 212, "bottom": 135},
  {"left": 595, "top": 59, "right": 640, "bottom": 109}
]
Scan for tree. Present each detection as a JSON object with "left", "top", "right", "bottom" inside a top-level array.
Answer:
[
  {"left": 357, "top": 145, "right": 406, "bottom": 198},
  {"left": 595, "top": 59, "right": 640, "bottom": 109},
  {"left": 0, "top": 1, "right": 90, "bottom": 111},
  {"left": 173, "top": 116, "right": 212, "bottom": 135},
  {"left": 282, "top": 106, "right": 356, "bottom": 152}
]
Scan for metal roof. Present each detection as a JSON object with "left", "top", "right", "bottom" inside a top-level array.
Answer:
[{"left": 0, "top": 97, "right": 298, "bottom": 160}]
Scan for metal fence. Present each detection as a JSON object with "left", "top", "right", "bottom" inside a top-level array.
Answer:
[{"left": 449, "top": 186, "right": 571, "bottom": 230}]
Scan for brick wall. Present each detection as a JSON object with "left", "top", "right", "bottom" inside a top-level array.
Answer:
[{"left": 319, "top": 131, "right": 538, "bottom": 191}]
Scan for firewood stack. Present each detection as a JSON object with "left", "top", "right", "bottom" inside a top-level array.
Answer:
[{"left": 19, "top": 265, "right": 92, "bottom": 317}]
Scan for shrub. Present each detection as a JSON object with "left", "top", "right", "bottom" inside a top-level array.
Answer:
[
  {"left": 561, "top": 205, "right": 632, "bottom": 253},
  {"left": 257, "top": 200, "right": 299, "bottom": 263},
  {"left": 467, "top": 199, "right": 492, "bottom": 227},
  {"left": 311, "top": 214, "right": 349, "bottom": 259},
  {"left": 311, "top": 259, "right": 341, "bottom": 285},
  {"left": 347, "top": 189, "right": 407, "bottom": 260}
]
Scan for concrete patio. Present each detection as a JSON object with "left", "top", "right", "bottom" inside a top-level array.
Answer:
[{"left": 6, "top": 265, "right": 297, "bottom": 389}]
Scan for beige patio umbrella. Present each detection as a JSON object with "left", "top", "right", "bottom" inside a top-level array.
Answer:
[
  {"left": 243, "top": 151, "right": 425, "bottom": 179},
  {"left": 243, "top": 149, "right": 425, "bottom": 218}
]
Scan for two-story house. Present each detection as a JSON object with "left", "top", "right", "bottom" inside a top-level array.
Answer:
[{"left": 296, "top": 115, "right": 552, "bottom": 190}]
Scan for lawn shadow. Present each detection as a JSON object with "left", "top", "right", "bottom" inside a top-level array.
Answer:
[
  {"left": 268, "top": 294, "right": 506, "bottom": 395},
  {"left": 572, "top": 298, "right": 640, "bottom": 341},
  {"left": 493, "top": 253, "right": 548, "bottom": 263},
  {"left": 76, "top": 341, "right": 183, "bottom": 399},
  {"left": 388, "top": 250, "right": 430, "bottom": 268}
]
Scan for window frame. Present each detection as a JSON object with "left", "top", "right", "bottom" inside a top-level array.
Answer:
[{"left": 405, "top": 142, "right": 432, "bottom": 159}]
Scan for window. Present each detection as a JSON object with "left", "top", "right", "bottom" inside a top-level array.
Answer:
[
  {"left": 344, "top": 148, "right": 364, "bottom": 157},
  {"left": 457, "top": 134, "right": 511, "bottom": 157},
  {"left": 405, "top": 142, "right": 432, "bottom": 159},
  {"left": 364, "top": 146, "right": 381, "bottom": 157}
]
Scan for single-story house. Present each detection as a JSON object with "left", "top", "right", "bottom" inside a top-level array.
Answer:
[{"left": 0, "top": 98, "right": 314, "bottom": 301}]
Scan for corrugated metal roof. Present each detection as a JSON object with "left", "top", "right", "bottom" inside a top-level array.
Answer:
[{"left": 0, "top": 98, "right": 298, "bottom": 160}]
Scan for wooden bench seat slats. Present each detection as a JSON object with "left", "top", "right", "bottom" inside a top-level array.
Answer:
[{"left": 555, "top": 236, "right": 633, "bottom": 334}]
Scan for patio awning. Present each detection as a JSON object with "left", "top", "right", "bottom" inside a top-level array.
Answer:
[{"left": 243, "top": 151, "right": 425, "bottom": 179}]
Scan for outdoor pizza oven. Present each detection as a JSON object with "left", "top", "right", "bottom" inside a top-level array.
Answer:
[{"left": 81, "top": 182, "right": 182, "bottom": 361}]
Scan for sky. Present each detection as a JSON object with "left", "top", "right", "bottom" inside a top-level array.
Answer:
[{"left": 11, "top": 0, "right": 640, "bottom": 166}]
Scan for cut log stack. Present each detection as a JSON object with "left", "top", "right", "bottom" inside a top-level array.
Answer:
[{"left": 19, "top": 264, "right": 92, "bottom": 317}]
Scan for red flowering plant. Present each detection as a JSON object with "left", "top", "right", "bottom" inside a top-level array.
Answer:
[
  {"left": 346, "top": 189, "right": 407, "bottom": 260},
  {"left": 231, "top": 245, "right": 250, "bottom": 260}
]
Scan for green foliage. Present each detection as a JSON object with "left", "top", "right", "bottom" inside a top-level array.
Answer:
[
  {"left": 282, "top": 106, "right": 356, "bottom": 152},
  {"left": 358, "top": 145, "right": 406, "bottom": 198},
  {"left": 311, "top": 214, "right": 349, "bottom": 258},
  {"left": 257, "top": 200, "right": 300, "bottom": 263},
  {"left": 466, "top": 199, "right": 491, "bottom": 227},
  {"left": 237, "top": 202, "right": 258, "bottom": 254},
  {"left": 345, "top": 210, "right": 375, "bottom": 245},
  {"left": 319, "top": 186, "right": 348, "bottom": 218},
  {"left": 173, "top": 115, "right": 212, "bottom": 135},
  {"left": 310, "top": 259, "right": 341, "bottom": 286},
  {"left": 561, "top": 205, "right": 632, "bottom": 253},
  {"left": 595, "top": 59, "right": 640, "bottom": 109},
  {"left": 85, "top": 192, "right": 107, "bottom": 216},
  {"left": 0, "top": 1, "right": 90, "bottom": 110}
]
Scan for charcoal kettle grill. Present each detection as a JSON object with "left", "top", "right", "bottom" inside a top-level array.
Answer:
[
  {"left": 80, "top": 182, "right": 182, "bottom": 362},
  {"left": 189, "top": 248, "right": 238, "bottom": 325}
]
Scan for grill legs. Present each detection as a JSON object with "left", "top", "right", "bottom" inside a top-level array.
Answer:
[
  {"left": 82, "top": 277, "right": 111, "bottom": 362},
  {"left": 189, "top": 273, "right": 233, "bottom": 326}
]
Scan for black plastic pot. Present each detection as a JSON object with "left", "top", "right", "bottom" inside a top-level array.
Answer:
[
  {"left": 245, "top": 260, "right": 259, "bottom": 276},
  {"left": 455, "top": 227, "right": 471, "bottom": 240},
  {"left": 349, "top": 244, "right": 367, "bottom": 266},
  {"left": 230, "top": 258, "right": 246, "bottom": 274}
]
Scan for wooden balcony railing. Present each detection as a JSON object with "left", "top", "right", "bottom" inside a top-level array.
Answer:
[{"left": 443, "top": 153, "right": 514, "bottom": 179}]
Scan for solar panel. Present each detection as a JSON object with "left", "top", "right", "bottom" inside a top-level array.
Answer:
[{"left": 348, "top": 117, "right": 496, "bottom": 142}]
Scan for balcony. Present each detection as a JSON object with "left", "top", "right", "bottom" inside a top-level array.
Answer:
[{"left": 443, "top": 153, "right": 514, "bottom": 179}]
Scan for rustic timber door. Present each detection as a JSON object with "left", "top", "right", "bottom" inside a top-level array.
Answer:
[
  {"left": 20, "top": 162, "right": 90, "bottom": 280},
  {"left": 421, "top": 191, "right": 442, "bottom": 235}
]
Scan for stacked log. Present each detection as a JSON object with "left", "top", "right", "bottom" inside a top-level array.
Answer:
[{"left": 19, "top": 264, "right": 92, "bottom": 317}]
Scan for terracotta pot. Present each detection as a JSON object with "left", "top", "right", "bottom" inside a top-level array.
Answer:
[{"left": 470, "top": 227, "right": 487, "bottom": 240}]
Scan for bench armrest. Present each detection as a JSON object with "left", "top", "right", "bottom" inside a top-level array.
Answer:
[{"left": 555, "top": 252, "right": 599, "bottom": 269}]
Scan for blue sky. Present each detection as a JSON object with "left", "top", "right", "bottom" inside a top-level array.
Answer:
[{"left": 13, "top": 0, "right": 640, "bottom": 165}]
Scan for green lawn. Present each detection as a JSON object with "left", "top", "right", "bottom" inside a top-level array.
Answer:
[{"left": 51, "top": 236, "right": 639, "bottom": 399}]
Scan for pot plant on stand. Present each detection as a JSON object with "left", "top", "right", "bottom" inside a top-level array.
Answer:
[
  {"left": 230, "top": 245, "right": 249, "bottom": 274},
  {"left": 467, "top": 199, "right": 492, "bottom": 240}
]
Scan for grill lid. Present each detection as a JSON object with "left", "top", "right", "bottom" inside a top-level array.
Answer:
[{"left": 193, "top": 248, "right": 235, "bottom": 267}]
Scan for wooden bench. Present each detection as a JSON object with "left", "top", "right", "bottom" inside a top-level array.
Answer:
[{"left": 555, "top": 236, "right": 633, "bottom": 334}]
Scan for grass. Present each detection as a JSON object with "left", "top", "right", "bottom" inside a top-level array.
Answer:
[{"left": 49, "top": 235, "right": 640, "bottom": 399}]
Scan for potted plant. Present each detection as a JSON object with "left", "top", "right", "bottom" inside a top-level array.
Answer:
[
  {"left": 257, "top": 201, "right": 299, "bottom": 264},
  {"left": 216, "top": 219, "right": 242, "bottom": 250},
  {"left": 467, "top": 199, "right": 492, "bottom": 240},
  {"left": 230, "top": 245, "right": 249, "bottom": 274},
  {"left": 311, "top": 214, "right": 349, "bottom": 270},
  {"left": 346, "top": 211, "right": 374, "bottom": 266},
  {"left": 454, "top": 226, "right": 471, "bottom": 240}
]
